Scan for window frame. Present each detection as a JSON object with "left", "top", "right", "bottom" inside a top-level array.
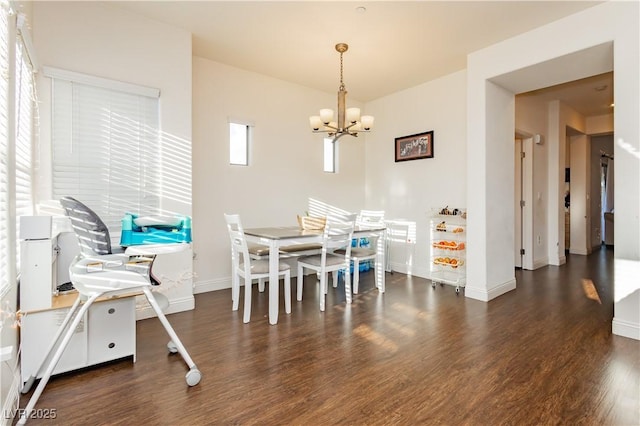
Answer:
[{"left": 229, "top": 120, "right": 252, "bottom": 166}]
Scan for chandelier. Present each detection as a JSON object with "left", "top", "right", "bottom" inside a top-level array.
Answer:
[{"left": 309, "top": 43, "right": 374, "bottom": 142}]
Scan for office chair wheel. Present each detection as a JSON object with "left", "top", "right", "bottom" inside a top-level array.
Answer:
[
  {"left": 186, "top": 368, "right": 202, "bottom": 386},
  {"left": 167, "top": 341, "right": 178, "bottom": 353}
]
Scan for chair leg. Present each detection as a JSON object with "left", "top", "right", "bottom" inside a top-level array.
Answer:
[
  {"left": 297, "top": 265, "right": 304, "bottom": 301},
  {"left": 142, "top": 287, "right": 201, "bottom": 386},
  {"left": 19, "top": 294, "right": 99, "bottom": 425},
  {"left": 258, "top": 278, "right": 266, "bottom": 292},
  {"left": 332, "top": 271, "right": 338, "bottom": 288},
  {"left": 243, "top": 275, "right": 252, "bottom": 323},
  {"left": 232, "top": 272, "right": 240, "bottom": 311},
  {"left": 345, "top": 268, "right": 352, "bottom": 304},
  {"left": 319, "top": 270, "right": 326, "bottom": 312},
  {"left": 284, "top": 271, "right": 291, "bottom": 314},
  {"left": 353, "top": 259, "right": 360, "bottom": 294}
]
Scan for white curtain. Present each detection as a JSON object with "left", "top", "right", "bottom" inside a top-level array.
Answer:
[{"left": 604, "top": 158, "right": 614, "bottom": 212}]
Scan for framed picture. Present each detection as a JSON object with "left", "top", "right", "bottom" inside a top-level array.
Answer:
[{"left": 395, "top": 131, "right": 434, "bottom": 162}]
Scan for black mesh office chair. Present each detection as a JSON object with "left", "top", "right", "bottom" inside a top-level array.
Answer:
[{"left": 19, "top": 197, "right": 201, "bottom": 424}]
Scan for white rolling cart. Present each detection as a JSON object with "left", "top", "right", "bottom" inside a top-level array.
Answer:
[{"left": 429, "top": 208, "right": 466, "bottom": 294}]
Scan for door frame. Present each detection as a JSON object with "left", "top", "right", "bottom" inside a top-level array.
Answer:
[{"left": 515, "top": 132, "right": 534, "bottom": 270}]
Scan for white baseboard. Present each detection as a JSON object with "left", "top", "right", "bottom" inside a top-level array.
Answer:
[
  {"left": 194, "top": 264, "right": 404, "bottom": 296},
  {"left": 135, "top": 295, "right": 195, "bottom": 320},
  {"left": 532, "top": 257, "right": 549, "bottom": 270},
  {"left": 465, "top": 278, "right": 516, "bottom": 302},
  {"left": 612, "top": 317, "right": 640, "bottom": 340},
  {"left": 569, "top": 248, "right": 589, "bottom": 255},
  {"left": 386, "top": 261, "right": 430, "bottom": 279},
  {"left": 193, "top": 277, "right": 231, "bottom": 294}
]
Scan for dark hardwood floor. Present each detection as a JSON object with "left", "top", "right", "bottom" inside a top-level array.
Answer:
[{"left": 18, "top": 246, "right": 639, "bottom": 425}]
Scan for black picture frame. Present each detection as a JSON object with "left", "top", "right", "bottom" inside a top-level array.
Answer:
[{"left": 395, "top": 131, "right": 434, "bottom": 162}]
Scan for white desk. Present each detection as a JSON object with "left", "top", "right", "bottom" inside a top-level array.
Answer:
[{"left": 243, "top": 225, "right": 386, "bottom": 325}]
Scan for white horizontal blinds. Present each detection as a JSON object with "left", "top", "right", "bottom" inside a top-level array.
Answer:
[
  {"left": 0, "top": 1, "right": 10, "bottom": 295},
  {"left": 15, "top": 33, "right": 34, "bottom": 260},
  {"left": 51, "top": 76, "right": 161, "bottom": 233}
]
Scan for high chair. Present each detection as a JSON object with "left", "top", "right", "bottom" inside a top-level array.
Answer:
[{"left": 18, "top": 197, "right": 201, "bottom": 424}]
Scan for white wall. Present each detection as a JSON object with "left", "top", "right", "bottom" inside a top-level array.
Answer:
[
  {"left": 33, "top": 2, "right": 193, "bottom": 211},
  {"left": 363, "top": 71, "right": 467, "bottom": 278},
  {"left": 586, "top": 113, "right": 613, "bottom": 135},
  {"left": 192, "top": 57, "right": 366, "bottom": 292},
  {"left": 32, "top": 2, "right": 195, "bottom": 314},
  {"left": 467, "top": 1, "right": 639, "bottom": 339}
]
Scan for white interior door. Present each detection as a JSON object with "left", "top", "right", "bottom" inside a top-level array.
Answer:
[
  {"left": 514, "top": 138, "right": 523, "bottom": 268},
  {"left": 569, "top": 134, "right": 590, "bottom": 255}
]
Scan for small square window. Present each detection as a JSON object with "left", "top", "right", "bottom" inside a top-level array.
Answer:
[{"left": 230, "top": 122, "right": 250, "bottom": 166}]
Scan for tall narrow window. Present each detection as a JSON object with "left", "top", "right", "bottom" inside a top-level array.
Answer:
[
  {"left": 229, "top": 121, "right": 250, "bottom": 166},
  {"left": 49, "top": 69, "right": 161, "bottom": 233},
  {"left": 0, "top": 3, "right": 37, "bottom": 291},
  {"left": 0, "top": 2, "right": 10, "bottom": 295},
  {"left": 323, "top": 138, "right": 336, "bottom": 173}
]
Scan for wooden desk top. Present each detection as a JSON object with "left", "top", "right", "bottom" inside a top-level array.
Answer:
[{"left": 20, "top": 290, "right": 142, "bottom": 315}]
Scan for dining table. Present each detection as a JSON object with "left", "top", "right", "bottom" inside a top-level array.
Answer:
[{"left": 243, "top": 225, "right": 386, "bottom": 325}]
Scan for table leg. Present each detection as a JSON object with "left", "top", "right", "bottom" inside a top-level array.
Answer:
[{"left": 268, "top": 240, "right": 279, "bottom": 325}]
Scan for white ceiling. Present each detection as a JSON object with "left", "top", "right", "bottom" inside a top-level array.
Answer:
[{"left": 110, "top": 1, "right": 612, "bottom": 116}]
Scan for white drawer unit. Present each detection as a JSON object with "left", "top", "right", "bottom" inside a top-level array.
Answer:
[{"left": 20, "top": 293, "right": 137, "bottom": 386}]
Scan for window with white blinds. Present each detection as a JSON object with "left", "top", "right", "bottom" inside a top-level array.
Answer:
[
  {"left": 15, "top": 31, "right": 34, "bottom": 265},
  {"left": 0, "top": 3, "right": 36, "bottom": 296},
  {"left": 0, "top": 2, "right": 10, "bottom": 296},
  {"left": 50, "top": 74, "right": 161, "bottom": 233}
]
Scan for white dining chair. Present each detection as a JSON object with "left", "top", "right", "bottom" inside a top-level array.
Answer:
[
  {"left": 296, "top": 214, "right": 356, "bottom": 311},
  {"left": 336, "top": 210, "right": 385, "bottom": 295},
  {"left": 224, "top": 214, "right": 291, "bottom": 323},
  {"left": 354, "top": 210, "right": 386, "bottom": 293}
]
